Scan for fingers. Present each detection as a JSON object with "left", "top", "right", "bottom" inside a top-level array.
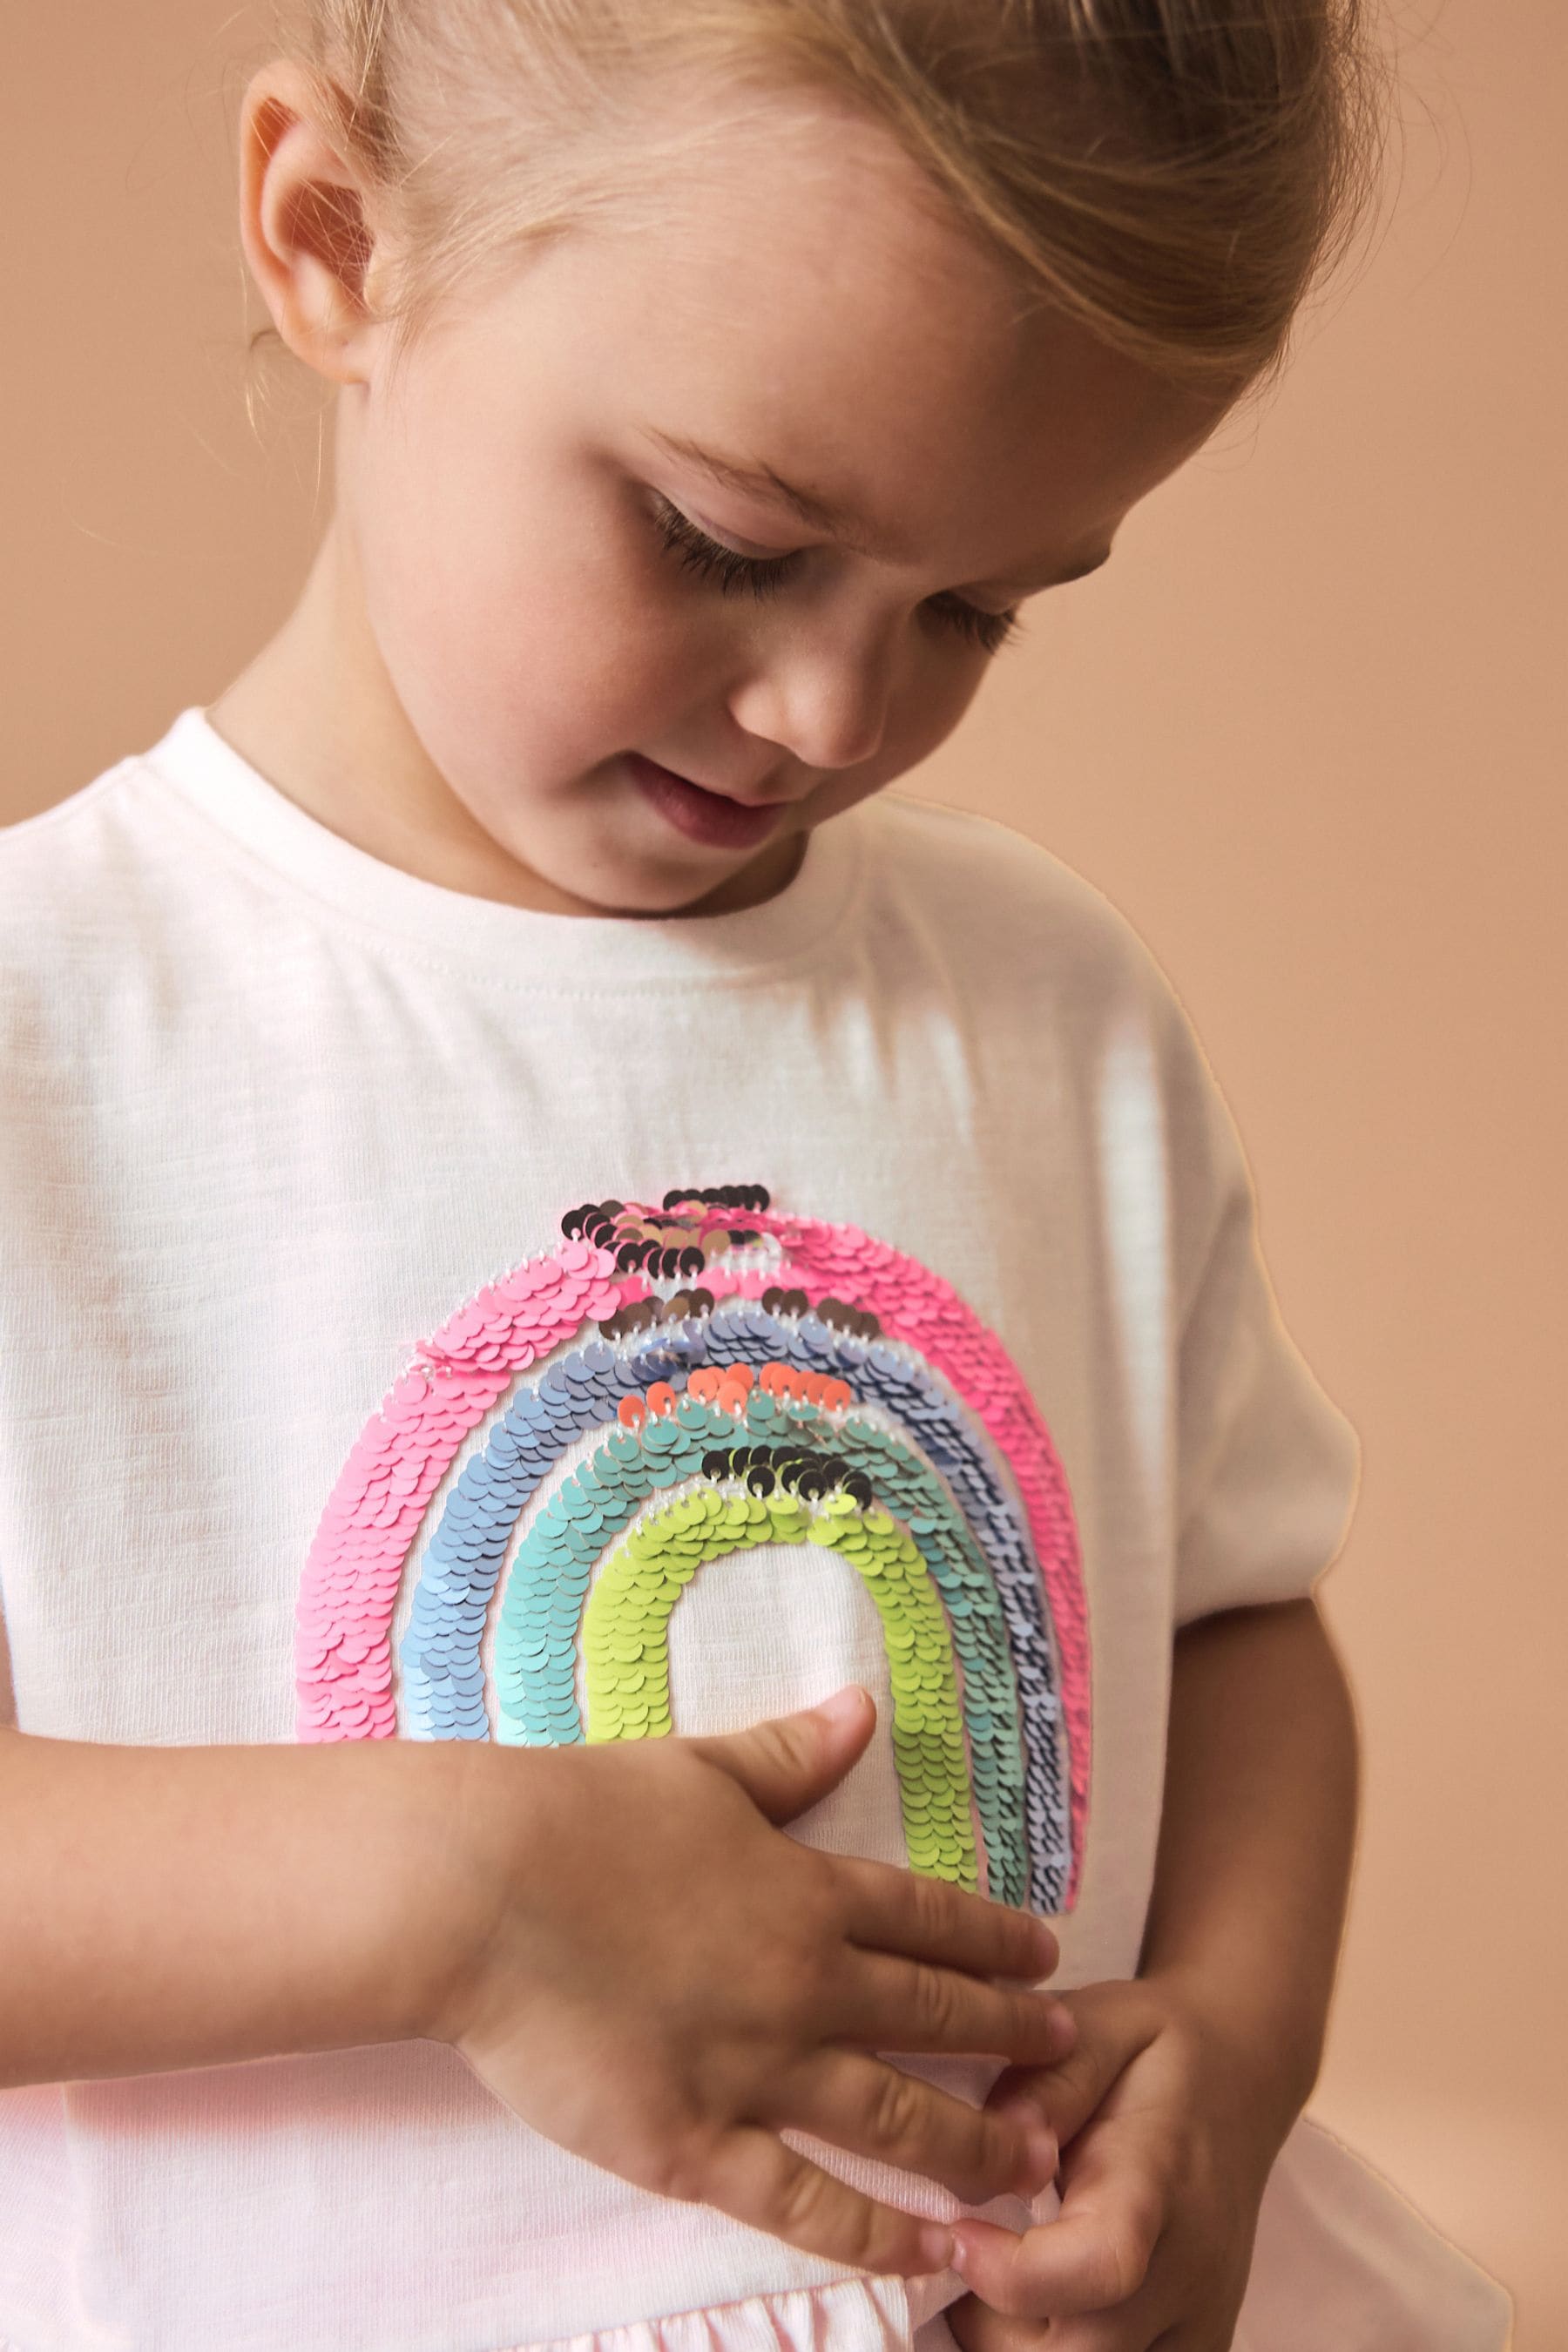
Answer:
[
  {"left": 950, "top": 2269, "right": 1186, "bottom": 2352},
  {"left": 983, "top": 1985, "right": 1160, "bottom": 2152},
  {"left": 845, "top": 1947, "right": 1078, "bottom": 2067},
  {"left": 789, "top": 2051, "right": 1059, "bottom": 2206},
  {"left": 950, "top": 2156, "right": 1163, "bottom": 2321},
  {"left": 952, "top": 2290, "right": 1176, "bottom": 2352},
  {"left": 688, "top": 1686, "right": 877, "bottom": 1823},
  {"left": 835, "top": 1852, "right": 1061, "bottom": 1983},
  {"left": 943, "top": 2293, "right": 1049, "bottom": 2352},
  {"left": 698, "top": 2121, "right": 957, "bottom": 2278},
  {"left": 984, "top": 2051, "right": 1107, "bottom": 2156}
]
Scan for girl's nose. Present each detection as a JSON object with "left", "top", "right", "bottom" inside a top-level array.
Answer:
[{"left": 728, "top": 613, "right": 898, "bottom": 776}]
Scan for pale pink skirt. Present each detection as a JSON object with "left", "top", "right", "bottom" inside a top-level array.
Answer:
[{"left": 511, "top": 2115, "right": 1512, "bottom": 2352}]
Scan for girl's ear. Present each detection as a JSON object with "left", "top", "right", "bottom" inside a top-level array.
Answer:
[{"left": 237, "top": 59, "right": 387, "bottom": 386}]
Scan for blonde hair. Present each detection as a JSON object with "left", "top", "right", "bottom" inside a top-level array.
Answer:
[{"left": 275, "top": 0, "right": 1387, "bottom": 396}]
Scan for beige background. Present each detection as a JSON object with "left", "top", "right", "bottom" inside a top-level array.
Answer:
[{"left": 3, "top": 3, "right": 1562, "bottom": 2341}]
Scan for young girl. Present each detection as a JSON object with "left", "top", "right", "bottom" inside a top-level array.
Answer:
[{"left": 0, "top": 3, "right": 1514, "bottom": 2349}]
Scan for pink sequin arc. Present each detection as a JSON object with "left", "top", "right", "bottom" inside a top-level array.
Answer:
[{"left": 296, "top": 1241, "right": 623, "bottom": 1743}]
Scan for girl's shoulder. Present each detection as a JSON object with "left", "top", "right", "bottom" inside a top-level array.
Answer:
[
  {"left": 1, "top": 740, "right": 172, "bottom": 930},
  {"left": 0, "top": 739, "right": 187, "bottom": 1041},
  {"left": 864, "top": 787, "right": 1176, "bottom": 1010},
  {"left": 864, "top": 790, "right": 1238, "bottom": 1160}
]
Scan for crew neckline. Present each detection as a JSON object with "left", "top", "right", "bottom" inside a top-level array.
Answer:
[{"left": 141, "top": 706, "right": 868, "bottom": 990}]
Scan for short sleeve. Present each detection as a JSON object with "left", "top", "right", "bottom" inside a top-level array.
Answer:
[{"left": 1166, "top": 1010, "right": 1362, "bottom": 1629}]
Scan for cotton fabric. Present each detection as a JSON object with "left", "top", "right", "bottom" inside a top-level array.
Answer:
[{"left": 0, "top": 711, "right": 1511, "bottom": 2349}]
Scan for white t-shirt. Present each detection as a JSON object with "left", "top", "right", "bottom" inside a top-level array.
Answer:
[{"left": 0, "top": 711, "right": 1510, "bottom": 2352}]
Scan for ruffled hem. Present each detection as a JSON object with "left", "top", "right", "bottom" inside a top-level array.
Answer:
[{"left": 512, "top": 2274, "right": 912, "bottom": 2352}]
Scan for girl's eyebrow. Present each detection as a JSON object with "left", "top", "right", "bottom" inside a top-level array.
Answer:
[
  {"left": 638, "top": 425, "right": 1111, "bottom": 594},
  {"left": 639, "top": 425, "right": 883, "bottom": 548},
  {"left": 641, "top": 426, "right": 881, "bottom": 551}
]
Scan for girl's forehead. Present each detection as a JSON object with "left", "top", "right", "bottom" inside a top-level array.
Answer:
[{"left": 452, "top": 163, "right": 1225, "bottom": 577}]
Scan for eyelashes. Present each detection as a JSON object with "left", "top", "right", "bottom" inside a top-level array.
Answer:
[{"left": 650, "top": 494, "right": 1023, "bottom": 658}]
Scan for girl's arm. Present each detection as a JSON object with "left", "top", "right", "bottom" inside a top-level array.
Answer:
[
  {"left": 0, "top": 1694, "right": 1076, "bottom": 2279},
  {"left": 0, "top": 1727, "right": 473, "bottom": 2080},
  {"left": 1137, "top": 1593, "right": 1361, "bottom": 2139}
]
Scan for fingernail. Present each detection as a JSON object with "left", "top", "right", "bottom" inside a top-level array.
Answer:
[
  {"left": 917, "top": 2222, "right": 955, "bottom": 2270},
  {"left": 1024, "top": 2125, "right": 1058, "bottom": 2188},
  {"left": 813, "top": 1685, "right": 869, "bottom": 1723}
]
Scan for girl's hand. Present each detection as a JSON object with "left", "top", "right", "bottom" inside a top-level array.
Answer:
[
  {"left": 942, "top": 1977, "right": 1291, "bottom": 2350},
  {"left": 429, "top": 1686, "right": 1075, "bottom": 2279}
]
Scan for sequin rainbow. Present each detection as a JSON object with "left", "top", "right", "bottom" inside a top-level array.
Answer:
[{"left": 294, "top": 1187, "right": 1089, "bottom": 1912}]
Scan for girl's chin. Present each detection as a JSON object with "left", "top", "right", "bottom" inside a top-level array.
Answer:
[{"left": 483, "top": 828, "right": 741, "bottom": 920}]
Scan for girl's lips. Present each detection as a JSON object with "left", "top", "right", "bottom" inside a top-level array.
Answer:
[{"left": 624, "top": 753, "right": 788, "bottom": 852}]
